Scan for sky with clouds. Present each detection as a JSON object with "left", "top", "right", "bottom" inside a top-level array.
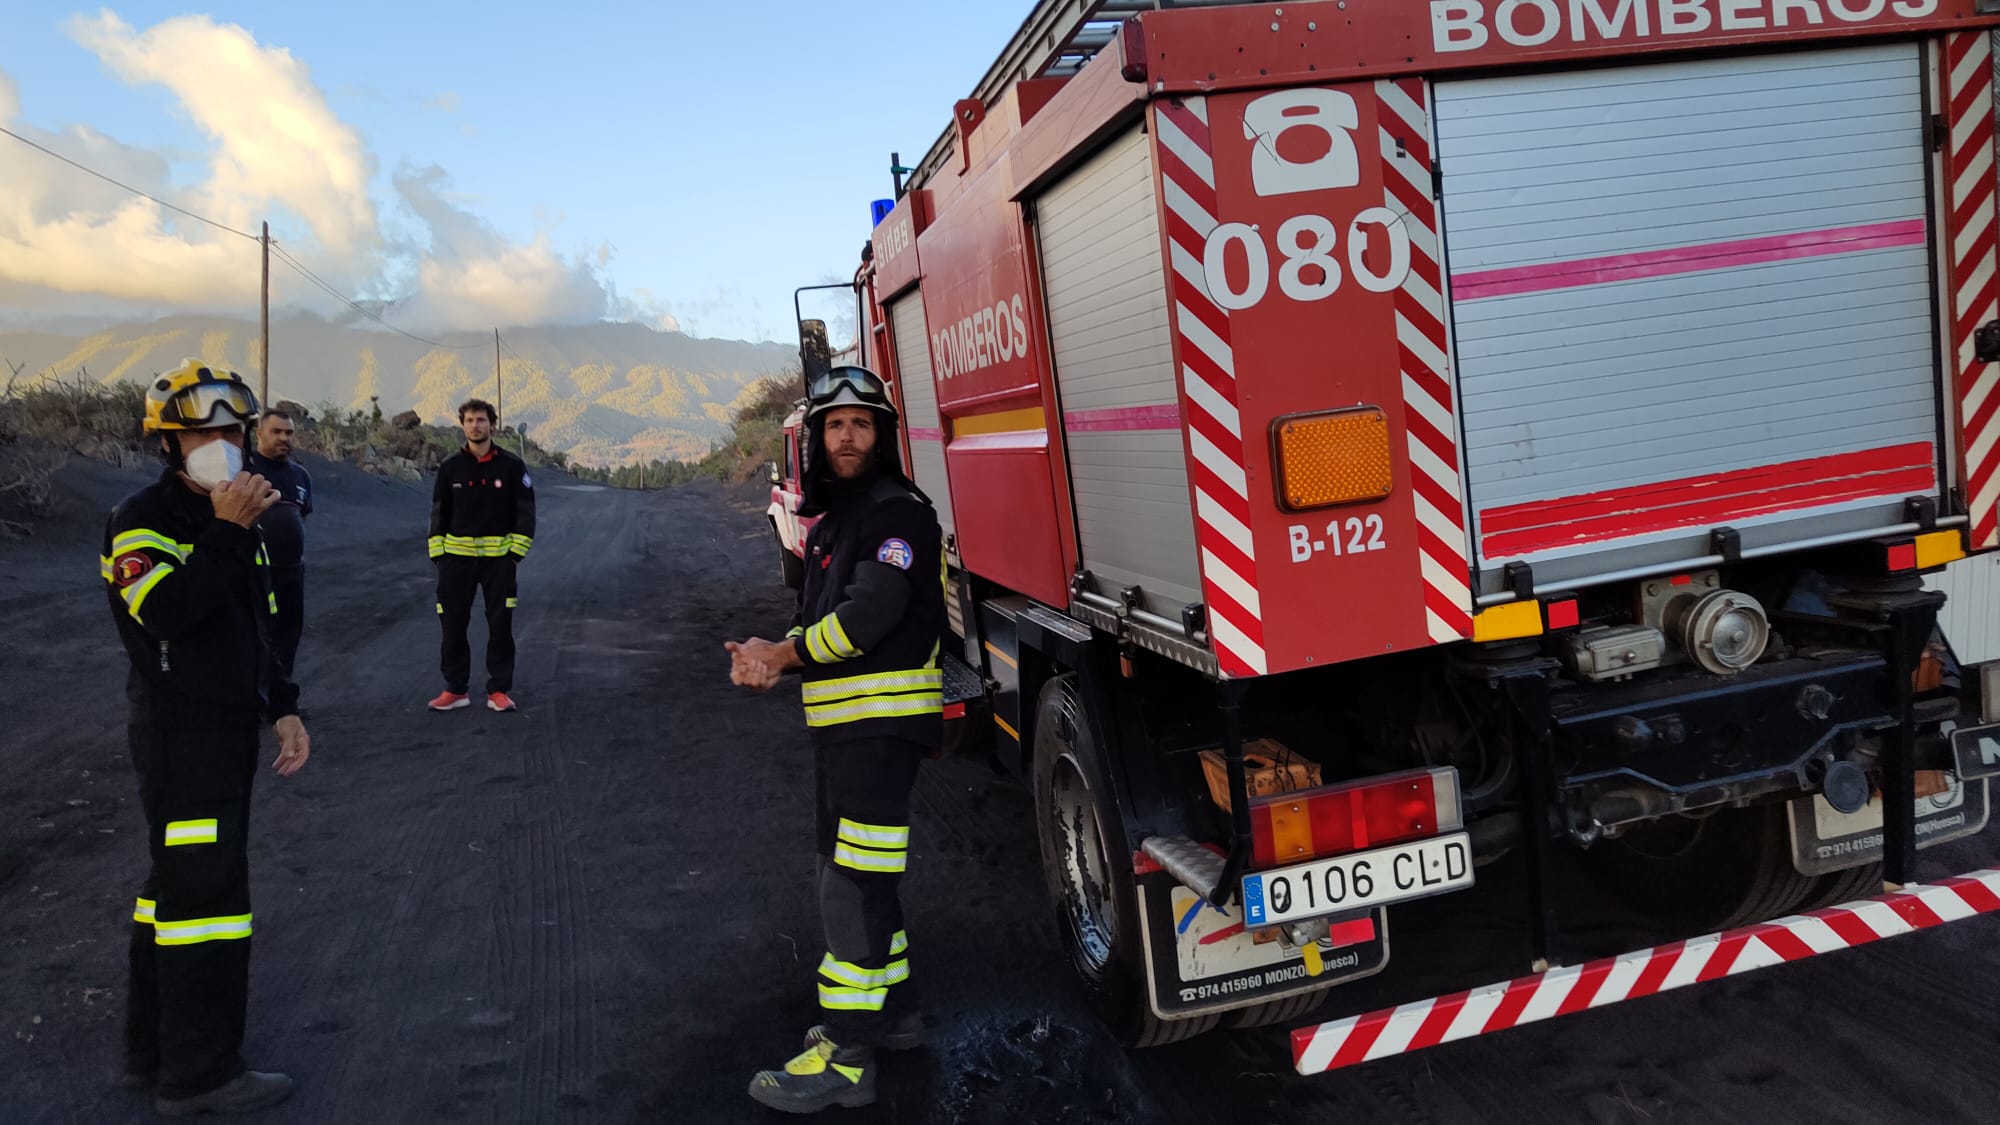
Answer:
[{"left": 0, "top": 2, "right": 1028, "bottom": 342}]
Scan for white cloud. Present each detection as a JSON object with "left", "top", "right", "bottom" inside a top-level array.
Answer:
[
  {"left": 70, "top": 11, "right": 379, "bottom": 260},
  {"left": 395, "top": 165, "right": 620, "bottom": 330},
  {"left": 0, "top": 15, "right": 675, "bottom": 334}
]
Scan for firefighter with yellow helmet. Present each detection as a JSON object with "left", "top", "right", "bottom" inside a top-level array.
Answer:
[{"left": 104, "top": 359, "right": 309, "bottom": 1115}]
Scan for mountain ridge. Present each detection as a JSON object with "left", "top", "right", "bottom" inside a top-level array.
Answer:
[{"left": 0, "top": 314, "right": 799, "bottom": 466}]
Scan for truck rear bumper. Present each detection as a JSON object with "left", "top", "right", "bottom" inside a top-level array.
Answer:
[{"left": 1289, "top": 868, "right": 2000, "bottom": 1075}]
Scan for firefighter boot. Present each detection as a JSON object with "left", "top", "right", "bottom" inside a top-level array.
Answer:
[
  {"left": 747, "top": 1039, "right": 875, "bottom": 1114},
  {"left": 804, "top": 1010, "right": 925, "bottom": 1052},
  {"left": 154, "top": 1070, "right": 294, "bottom": 1116}
]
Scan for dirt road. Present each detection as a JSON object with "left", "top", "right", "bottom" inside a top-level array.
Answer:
[{"left": 2, "top": 460, "right": 1997, "bottom": 1124}]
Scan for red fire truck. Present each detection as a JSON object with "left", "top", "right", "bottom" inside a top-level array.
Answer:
[{"left": 776, "top": 0, "right": 2000, "bottom": 1071}]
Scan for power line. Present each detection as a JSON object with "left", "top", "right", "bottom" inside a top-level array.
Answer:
[
  {"left": 1, "top": 119, "right": 486, "bottom": 351},
  {"left": 268, "top": 243, "right": 483, "bottom": 350},
  {"left": 0, "top": 124, "right": 260, "bottom": 242}
]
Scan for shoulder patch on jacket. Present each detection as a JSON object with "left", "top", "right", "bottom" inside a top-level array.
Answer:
[
  {"left": 521, "top": 473, "right": 533, "bottom": 489},
  {"left": 876, "top": 538, "right": 914, "bottom": 570},
  {"left": 113, "top": 551, "right": 154, "bottom": 586}
]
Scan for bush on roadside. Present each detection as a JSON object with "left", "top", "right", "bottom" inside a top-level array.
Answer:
[{"left": 0, "top": 368, "right": 150, "bottom": 524}]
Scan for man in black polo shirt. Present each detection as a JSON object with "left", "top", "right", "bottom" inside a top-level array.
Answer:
[{"left": 246, "top": 409, "right": 312, "bottom": 683}]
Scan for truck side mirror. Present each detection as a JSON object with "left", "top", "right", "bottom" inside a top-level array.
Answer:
[
  {"left": 765, "top": 460, "right": 782, "bottom": 485},
  {"left": 799, "top": 319, "right": 832, "bottom": 386}
]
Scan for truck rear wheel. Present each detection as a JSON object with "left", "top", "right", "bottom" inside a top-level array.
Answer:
[
  {"left": 1032, "top": 674, "right": 1218, "bottom": 1047},
  {"left": 1589, "top": 803, "right": 1815, "bottom": 933},
  {"left": 1224, "top": 989, "right": 1327, "bottom": 1030},
  {"left": 1800, "top": 862, "right": 1885, "bottom": 912}
]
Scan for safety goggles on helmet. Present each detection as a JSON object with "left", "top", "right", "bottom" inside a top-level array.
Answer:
[
  {"left": 805, "top": 365, "right": 893, "bottom": 418},
  {"left": 144, "top": 360, "right": 260, "bottom": 433}
]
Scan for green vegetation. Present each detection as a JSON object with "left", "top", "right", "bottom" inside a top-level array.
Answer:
[
  {"left": 571, "top": 374, "right": 799, "bottom": 490},
  {"left": 0, "top": 365, "right": 571, "bottom": 527},
  {"left": 301, "top": 397, "right": 568, "bottom": 479},
  {"left": 0, "top": 370, "right": 149, "bottom": 524}
]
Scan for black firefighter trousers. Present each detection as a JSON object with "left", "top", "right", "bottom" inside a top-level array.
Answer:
[
  {"left": 813, "top": 737, "right": 924, "bottom": 1048},
  {"left": 436, "top": 555, "right": 518, "bottom": 695},
  {"left": 124, "top": 721, "right": 258, "bottom": 1100}
]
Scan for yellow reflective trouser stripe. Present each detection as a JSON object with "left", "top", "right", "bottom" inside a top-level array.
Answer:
[
  {"left": 891, "top": 930, "right": 909, "bottom": 956},
  {"left": 833, "top": 842, "right": 908, "bottom": 874},
  {"left": 267, "top": 593, "right": 278, "bottom": 615},
  {"left": 817, "top": 983, "right": 889, "bottom": 1011},
  {"left": 508, "top": 534, "right": 533, "bottom": 553},
  {"left": 163, "top": 819, "right": 218, "bottom": 846},
  {"left": 802, "top": 669, "right": 942, "bottom": 704},
  {"left": 836, "top": 818, "right": 909, "bottom": 849},
  {"left": 123, "top": 564, "right": 176, "bottom": 622},
  {"left": 154, "top": 913, "right": 252, "bottom": 946},
  {"left": 110, "top": 530, "right": 189, "bottom": 560},
  {"left": 427, "top": 536, "right": 445, "bottom": 559},
  {"left": 805, "top": 694, "right": 944, "bottom": 728},
  {"left": 436, "top": 602, "right": 444, "bottom": 614},
  {"left": 505, "top": 597, "right": 518, "bottom": 609},
  {"left": 134, "top": 897, "right": 156, "bottom": 924},
  {"left": 818, "top": 953, "right": 911, "bottom": 989},
  {"left": 441, "top": 535, "right": 513, "bottom": 557}
]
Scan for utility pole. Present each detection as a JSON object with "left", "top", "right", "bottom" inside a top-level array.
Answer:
[
  {"left": 494, "top": 327, "right": 504, "bottom": 433},
  {"left": 259, "top": 222, "right": 270, "bottom": 405}
]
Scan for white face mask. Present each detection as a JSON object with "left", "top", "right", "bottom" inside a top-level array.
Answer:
[{"left": 183, "top": 437, "right": 244, "bottom": 490}]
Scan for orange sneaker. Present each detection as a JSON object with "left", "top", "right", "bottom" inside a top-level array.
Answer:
[
  {"left": 486, "top": 691, "right": 518, "bottom": 712},
  {"left": 428, "top": 691, "right": 470, "bottom": 711}
]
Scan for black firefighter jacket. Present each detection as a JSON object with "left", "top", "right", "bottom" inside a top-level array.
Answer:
[
  {"left": 428, "top": 446, "right": 536, "bottom": 561},
  {"left": 790, "top": 473, "right": 946, "bottom": 750},
  {"left": 102, "top": 468, "right": 300, "bottom": 727}
]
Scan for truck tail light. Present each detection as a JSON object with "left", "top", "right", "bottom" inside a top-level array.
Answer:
[
  {"left": 1250, "top": 767, "right": 1463, "bottom": 868},
  {"left": 1873, "top": 531, "right": 1964, "bottom": 574},
  {"left": 1271, "top": 407, "right": 1394, "bottom": 511}
]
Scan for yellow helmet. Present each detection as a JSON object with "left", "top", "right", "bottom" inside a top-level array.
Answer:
[{"left": 143, "top": 359, "right": 260, "bottom": 435}]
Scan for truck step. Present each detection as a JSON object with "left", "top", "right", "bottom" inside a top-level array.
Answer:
[
  {"left": 942, "top": 651, "right": 986, "bottom": 706},
  {"left": 1140, "top": 835, "right": 1225, "bottom": 901}
]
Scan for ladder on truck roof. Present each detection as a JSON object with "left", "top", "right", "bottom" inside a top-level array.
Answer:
[{"left": 905, "top": 0, "right": 1259, "bottom": 193}]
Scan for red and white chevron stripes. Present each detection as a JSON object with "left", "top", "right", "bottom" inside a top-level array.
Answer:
[
  {"left": 1156, "top": 95, "right": 1268, "bottom": 677},
  {"left": 1376, "top": 78, "right": 1472, "bottom": 645},
  {"left": 1290, "top": 868, "right": 2000, "bottom": 1075},
  {"left": 1948, "top": 32, "right": 2000, "bottom": 550}
]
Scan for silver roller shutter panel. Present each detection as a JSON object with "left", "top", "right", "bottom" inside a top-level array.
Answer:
[
  {"left": 889, "top": 294, "right": 953, "bottom": 542},
  {"left": 1037, "top": 126, "right": 1202, "bottom": 617},
  {"left": 1436, "top": 43, "right": 1941, "bottom": 585}
]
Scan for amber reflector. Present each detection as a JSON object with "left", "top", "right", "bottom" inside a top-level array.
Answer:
[{"left": 1273, "top": 407, "right": 1394, "bottom": 511}]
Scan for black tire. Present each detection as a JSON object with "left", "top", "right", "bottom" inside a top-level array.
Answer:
[
  {"left": 1224, "top": 988, "right": 1328, "bottom": 1030},
  {"left": 778, "top": 534, "right": 804, "bottom": 590},
  {"left": 1799, "top": 862, "right": 1885, "bottom": 913},
  {"left": 1588, "top": 803, "right": 1816, "bottom": 933},
  {"left": 1032, "top": 674, "right": 1219, "bottom": 1048}
]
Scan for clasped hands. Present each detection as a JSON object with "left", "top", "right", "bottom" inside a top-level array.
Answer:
[{"left": 724, "top": 636, "right": 800, "bottom": 692}]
